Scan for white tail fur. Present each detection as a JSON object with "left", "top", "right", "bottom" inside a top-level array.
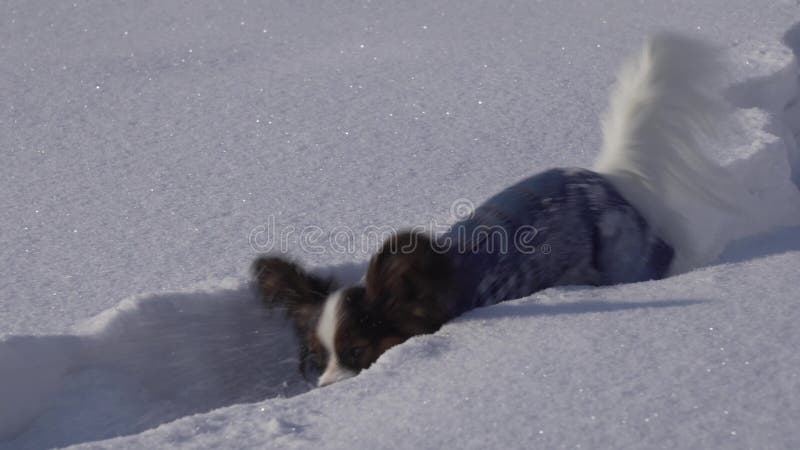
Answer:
[{"left": 595, "top": 33, "right": 748, "bottom": 273}]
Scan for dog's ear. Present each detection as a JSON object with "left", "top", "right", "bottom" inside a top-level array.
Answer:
[
  {"left": 251, "top": 256, "right": 334, "bottom": 334},
  {"left": 365, "top": 231, "right": 452, "bottom": 335}
]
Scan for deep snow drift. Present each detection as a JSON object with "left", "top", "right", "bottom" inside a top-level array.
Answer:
[{"left": 2, "top": 1, "right": 800, "bottom": 449}]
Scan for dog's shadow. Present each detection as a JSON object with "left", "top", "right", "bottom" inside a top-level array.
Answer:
[{"left": 460, "top": 297, "right": 708, "bottom": 322}]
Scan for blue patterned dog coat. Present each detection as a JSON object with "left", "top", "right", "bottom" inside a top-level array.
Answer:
[{"left": 438, "top": 168, "right": 674, "bottom": 316}]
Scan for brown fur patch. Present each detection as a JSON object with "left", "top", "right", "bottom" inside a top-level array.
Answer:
[{"left": 365, "top": 231, "right": 455, "bottom": 336}]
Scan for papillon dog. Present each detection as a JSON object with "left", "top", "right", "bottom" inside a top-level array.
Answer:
[{"left": 252, "top": 33, "right": 741, "bottom": 387}]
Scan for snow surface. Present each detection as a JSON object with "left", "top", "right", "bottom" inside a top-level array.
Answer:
[{"left": 2, "top": 1, "right": 800, "bottom": 449}]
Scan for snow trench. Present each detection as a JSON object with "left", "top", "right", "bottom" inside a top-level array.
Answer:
[{"left": 0, "top": 280, "right": 305, "bottom": 449}]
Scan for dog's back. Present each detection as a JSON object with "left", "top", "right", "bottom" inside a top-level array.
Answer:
[{"left": 439, "top": 168, "right": 673, "bottom": 316}]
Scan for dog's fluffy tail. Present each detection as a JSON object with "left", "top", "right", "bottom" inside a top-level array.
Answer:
[{"left": 594, "top": 33, "right": 745, "bottom": 273}]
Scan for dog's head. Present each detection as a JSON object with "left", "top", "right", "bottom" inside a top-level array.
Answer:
[
  {"left": 252, "top": 256, "right": 406, "bottom": 387},
  {"left": 252, "top": 232, "right": 454, "bottom": 387},
  {"left": 364, "top": 230, "right": 454, "bottom": 337}
]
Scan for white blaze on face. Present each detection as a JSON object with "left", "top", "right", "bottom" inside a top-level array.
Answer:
[{"left": 316, "top": 289, "right": 356, "bottom": 387}]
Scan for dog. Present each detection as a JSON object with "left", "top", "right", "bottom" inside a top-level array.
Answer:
[{"left": 252, "top": 33, "right": 741, "bottom": 387}]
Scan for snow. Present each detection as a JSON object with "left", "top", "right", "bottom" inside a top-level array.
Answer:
[{"left": 1, "top": 1, "right": 800, "bottom": 449}]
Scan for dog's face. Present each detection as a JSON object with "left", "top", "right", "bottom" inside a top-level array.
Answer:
[
  {"left": 252, "top": 256, "right": 406, "bottom": 387},
  {"left": 311, "top": 286, "right": 407, "bottom": 386}
]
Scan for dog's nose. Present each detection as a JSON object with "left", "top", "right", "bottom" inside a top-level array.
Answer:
[{"left": 318, "top": 362, "right": 356, "bottom": 387}]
